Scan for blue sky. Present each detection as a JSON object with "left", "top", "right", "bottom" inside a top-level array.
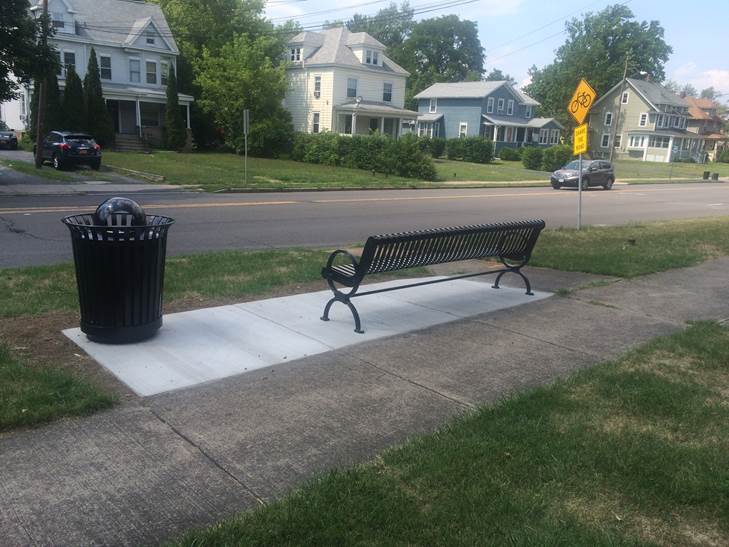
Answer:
[{"left": 265, "top": 0, "right": 729, "bottom": 100}]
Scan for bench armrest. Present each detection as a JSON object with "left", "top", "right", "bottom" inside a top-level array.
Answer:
[{"left": 325, "top": 249, "right": 360, "bottom": 271}]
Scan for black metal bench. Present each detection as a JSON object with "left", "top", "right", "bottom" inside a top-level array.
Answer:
[{"left": 321, "top": 219, "right": 546, "bottom": 333}]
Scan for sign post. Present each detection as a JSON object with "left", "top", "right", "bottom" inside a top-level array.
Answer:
[
  {"left": 243, "top": 109, "right": 250, "bottom": 185},
  {"left": 567, "top": 79, "right": 597, "bottom": 230}
]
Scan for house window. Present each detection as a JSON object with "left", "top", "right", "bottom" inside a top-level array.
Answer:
[
  {"left": 383, "top": 82, "right": 392, "bottom": 103},
  {"left": 160, "top": 61, "right": 169, "bottom": 86},
  {"left": 140, "top": 102, "right": 160, "bottom": 127},
  {"left": 347, "top": 78, "right": 357, "bottom": 98},
  {"left": 649, "top": 135, "right": 670, "bottom": 148},
  {"left": 539, "top": 129, "right": 549, "bottom": 144},
  {"left": 372, "top": 51, "right": 379, "bottom": 65},
  {"left": 52, "top": 12, "right": 64, "bottom": 28},
  {"left": 129, "top": 59, "right": 140, "bottom": 83},
  {"left": 486, "top": 97, "right": 494, "bottom": 114},
  {"left": 364, "top": 49, "right": 379, "bottom": 65},
  {"left": 604, "top": 111, "right": 613, "bottom": 126},
  {"left": 458, "top": 122, "right": 468, "bottom": 138},
  {"left": 290, "top": 48, "right": 301, "bottom": 61},
  {"left": 99, "top": 56, "right": 112, "bottom": 80},
  {"left": 639, "top": 113, "right": 648, "bottom": 127},
  {"left": 55, "top": 51, "right": 62, "bottom": 75},
  {"left": 146, "top": 61, "right": 157, "bottom": 84},
  {"left": 312, "top": 112, "right": 320, "bottom": 133},
  {"left": 146, "top": 30, "right": 156, "bottom": 45},
  {"left": 524, "top": 105, "right": 532, "bottom": 118},
  {"left": 365, "top": 50, "right": 371, "bottom": 64},
  {"left": 621, "top": 91, "right": 629, "bottom": 104},
  {"left": 63, "top": 51, "right": 75, "bottom": 75},
  {"left": 550, "top": 129, "right": 560, "bottom": 144},
  {"left": 673, "top": 116, "right": 681, "bottom": 128},
  {"left": 614, "top": 134, "right": 622, "bottom": 148},
  {"left": 497, "top": 98, "right": 505, "bottom": 112},
  {"left": 506, "top": 99, "right": 514, "bottom": 116},
  {"left": 313, "top": 75, "right": 321, "bottom": 98},
  {"left": 601, "top": 133, "right": 610, "bottom": 148},
  {"left": 628, "top": 135, "right": 645, "bottom": 148},
  {"left": 429, "top": 98, "right": 437, "bottom": 113}
]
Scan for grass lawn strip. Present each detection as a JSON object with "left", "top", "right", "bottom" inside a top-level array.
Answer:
[
  {"left": 176, "top": 321, "right": 729, "bottom": 546},
  {"left": 0, "top": 158, "right": 77, "bottom": 182},
  {"left": 0, "top": 343, "right": 115, "bottom": 432}
]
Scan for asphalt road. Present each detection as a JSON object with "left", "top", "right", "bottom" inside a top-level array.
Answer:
[{"left": 2, "top": 182, "right": 729, "bottom": 267}]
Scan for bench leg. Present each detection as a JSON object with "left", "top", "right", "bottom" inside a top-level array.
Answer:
[
  {"left": 492, "top": 269, "right": 534, "bottom": 296},
  {"left": 321, "top": 295, "right": 365, "bottom": 334}
]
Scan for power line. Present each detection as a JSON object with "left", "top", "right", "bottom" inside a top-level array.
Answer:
[{"left": 269, "top": 0, "right": 390, "bottom": 22}]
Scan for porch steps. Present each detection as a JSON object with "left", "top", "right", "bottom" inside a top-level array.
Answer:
[{"left": 113, "top": 134, "right": 149, "bottom": 153}]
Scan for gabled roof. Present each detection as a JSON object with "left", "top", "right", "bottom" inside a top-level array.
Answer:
[
  {"left": 595, "top": 78, "right": 687, "bottom": 111},
  {"left": 287, "top": 27, "right": 408, "bottom": 75},
  {"left": 32, "top": 0, "right": 179, "bottom": 54},
  {"left": 482, "top": 114, "right": 563, "bottom": 129},
  {"left": 413, "top": 81, "right": 541, "bottom": 106},
  {"left": 345, "top": 32, "right": 386, "bottom": 49},
  {"left": 123, "top": 16, "right": 175, "bottom": 52}
]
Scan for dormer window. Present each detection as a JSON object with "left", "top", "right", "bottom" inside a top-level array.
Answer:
[
  {"left": 52, "top": 12, "right": 64, "bottom": 28},
  {"left": 525, "top": 105, "right": 533, "bottom": 118},
  {"left": 290, "top": 47, "right": 301, "bottom": 62},
  {"left": 365, "top": 49, "right": 379, "bottom": 65},
  {"left": 146, "top": 30, "right": 156, "bottom": 45}
]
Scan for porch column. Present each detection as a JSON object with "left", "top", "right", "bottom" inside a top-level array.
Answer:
[
  {"left": 351, "top": 113, "right": 356, "bottom": 135},
  {"left": 380, "top": 117, "right": 384, "bottom": 134},
  {"left": 186, "top": 103, "right": 191, "bottom": 130},
  {"left": 666, "top": 136, "right": 674, "bottom": 163},
  {"left": 493, "top": 125, "right": 498, "bottom": 142},
  {"left": 135, "top": 98, "right": 141, "bottom": 138}
]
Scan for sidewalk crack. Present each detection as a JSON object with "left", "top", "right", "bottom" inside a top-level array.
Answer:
[
  {"left": 353, "top": 354, "right": 475, "bottom": 411},
  {"left": 146, "top": 407, "right": 267, "bottom": 506}
]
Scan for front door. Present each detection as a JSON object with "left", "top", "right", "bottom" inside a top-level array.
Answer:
[{"left": 107, "top": 100, "right": 120, "bottom": 133}]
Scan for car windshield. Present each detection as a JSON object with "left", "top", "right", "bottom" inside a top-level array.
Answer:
[
  {"left": 0, "top": 132, "right": 14, "bottom": 137},
  {"left": 563, "top": 161, "right": 581, "bottom": 170},
  {"left": 66, "top": 135, "right": 95, "bottom": 144}
]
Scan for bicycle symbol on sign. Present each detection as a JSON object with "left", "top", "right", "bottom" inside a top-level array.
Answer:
[{"left": 570, "top": 91, "right": 592, "bottom": 113}]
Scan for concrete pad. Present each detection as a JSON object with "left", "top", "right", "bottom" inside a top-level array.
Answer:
[
  {"left": 148, "top": 351, "right": 464, "bottom": 500},
  {"left": 65, "top": 277, "right": 551, "bottom": 396},
  {"left": 0, "top": 406, "right": 257, "bottom": 546}
]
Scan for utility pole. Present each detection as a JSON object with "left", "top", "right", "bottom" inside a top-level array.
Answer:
[
  {"left": 608, "top": 55, "right": 629, "bottom": 164},
  {"left": 34, "top": 0, "right": 49, "bottom": 168}
]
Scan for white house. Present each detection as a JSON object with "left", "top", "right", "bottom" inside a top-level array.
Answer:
[
  {"left": 284, "top": 27, "right": 418, "bottom": 137},
  {"left": 2, "top": 0, "right": 192, "bottom": 146}
]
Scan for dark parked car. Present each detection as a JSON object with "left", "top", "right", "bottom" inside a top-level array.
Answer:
[
  {"left": 36, "top": 131, "right": 101, "bottom": 170},
  {"left": 550, "top": 159, "right": 615, "bottom": 190},
  {"left": 0, "top": 131, "right": 18, "bottom": 150}
]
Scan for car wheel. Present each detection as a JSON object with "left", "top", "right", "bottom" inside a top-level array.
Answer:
[
  {"left": 551, "top": 183, "right": 561, "bottom": 190},
  {"left": 580, "top": 177, "right": 589, "bottom": 190},
  {"left": 603, "top": 177, "right": 614, "bottom": 190},
  {"left": 52, "top": 153, "right": 63, "bottom": 170},
  {"left": 91, "top": 159, "right": 101, "bottom": 171}
]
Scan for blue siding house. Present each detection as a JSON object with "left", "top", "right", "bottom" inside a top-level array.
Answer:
[{"left": 414, "top": 81, "right": 563, "bottom": 153}]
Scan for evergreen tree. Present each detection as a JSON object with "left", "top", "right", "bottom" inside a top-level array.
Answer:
[
  {"left": 61, "top": 65, "right": 85, "bottom": 131},
  {"left": 83, "top": 48, "right": 114, "bottom": 145},
  {"left": 164, "top": 66, "right": 187, "bottom": 150},
  {"left": 28, "top": 81, "right": 40, "bottom": 141},
  {"left": 45, "top": 72, "right": 63, "bottom": 132}
]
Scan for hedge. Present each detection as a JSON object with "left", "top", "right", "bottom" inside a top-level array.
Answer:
[
  {"left": 417, "top": 136, "right": 446, "bottom": 158},
  {"left": 541, "top": 144, "right": 573, "bottom": 171},
  {"left": 498, "top": 147, "right": 521, "bottom": 161},
  {"left": 290, "top": 132, "right": 437, "bottom": 180},
  {"left": 446, "top": 137, "right": 494, "bottom": 163},
  {"left": 521, "top": 146, "right": 544, "bottom": 170},
  {"left": 718, "top": 149, "right": 729, "bottom": 163}
]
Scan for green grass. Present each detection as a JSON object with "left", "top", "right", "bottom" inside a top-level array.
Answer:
[
  {"left": 176, "top": 321, "right": 729, "bottom": 546},
  {"left": 104, "top": 151, "right": 425, "bottom": 191},
  {"left": 612, "top": 159, "right": 729, "bottom": 180},
  {"left": 0, "top": 344, "right": 115, "bottom": 431},
  {"left": 435, "top": 158, "right": 552, "bottom": 182},
  {"left": 531, "top": 217, "right": 729, "bottom": 277},
  {"left": 0, "top": 158, "right": 77, "bottom": 182}
]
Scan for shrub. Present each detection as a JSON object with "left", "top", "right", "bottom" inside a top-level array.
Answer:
[
  {"left": 521, "top": 146, "right": 544, "bottom": 170},
  {"left": 446, "top": 138, "right": 463, "bottom": 160},
  {"left": 541, "top": 144, "right": 573, "bottom": 172},
  {"left": 290, "top": 132, "right": 436, "bottom": 180},
  {"left": 718, "top": 149, "right": 729, "bottom": 163},
  {"left": 461, "top": 137, "right": 493, "bottom": 164},
  {"left": 498, "top": 147, "right": 521, "bottom": 161},
  {"left": 430, "top": 137, "right": 446, "bottom": 158}
]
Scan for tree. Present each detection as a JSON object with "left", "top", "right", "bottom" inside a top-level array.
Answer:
[
  {"left": 525, "top": 4, "right": 672, "bottom": 126},
  {"left": 61, "top": 65, "right": 85, "bottom": 131},
  {"left": 164, "top": 67, "right": 187, "bottom": 150},
  {"left": 398, "top": 15, "right": 484, "bottom": 105},
  {"left": 45, "top": 71, "right": 63, "bottom": 132},
  {"left": 700, "top": 87, "right": 719, "bottom": 100},
  {"left": 484, "top": 69, "right": 515, "bottom": 84},
  {"left": 83, "top": 48, "right": 114, "bottom": 144},
  {"left": 347, "top": 3, "right": 414, "bottom": 51},
  {"left": 679, "top": 83, "right": 697, "bottom": 98},
  {"left": 195, "top": 34, "right": 293, "bottom": 157},
  {"left": 0, "top": 0, "right": 56, "bottom": 102}
]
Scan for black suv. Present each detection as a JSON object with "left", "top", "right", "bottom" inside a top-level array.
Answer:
[
  {"left": 36, "top": 131, "right": 102, "bottom": 170},
  {"left": 0, "top": 131, "right": 18, "bottom": 150},
  {"left": 550, "top": 160, "right": 615, "bottom": 190}
]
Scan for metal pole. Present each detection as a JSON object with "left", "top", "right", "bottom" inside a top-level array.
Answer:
[
  {"left": 34, "top": 0, "right": 49, "bottom": 168},
  {"left": 577, "top": 154, "right": 583, "bottom": 230},
  {"left": 244, "top": 132, "right": 248, "bottom": 185}
]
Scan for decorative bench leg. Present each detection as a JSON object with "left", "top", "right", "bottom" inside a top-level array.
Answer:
[
  {"left": 492, "top": 269, "right": 534, "bottom": 296},
  {"left": 320, "top": 279, "right": 365, "bottom": 333}
]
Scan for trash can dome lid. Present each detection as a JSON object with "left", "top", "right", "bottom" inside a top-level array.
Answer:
[{"left": 94, "top": 197, "right": 146, "bottom": 226}]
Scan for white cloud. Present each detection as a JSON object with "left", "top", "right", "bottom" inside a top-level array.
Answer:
[{"left": 671, "top": 63, "right": 729, "bottom": 97}]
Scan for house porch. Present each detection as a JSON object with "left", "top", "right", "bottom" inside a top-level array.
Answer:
[{"left": 335, "top": 101, "right": 418, "bottom": 137}]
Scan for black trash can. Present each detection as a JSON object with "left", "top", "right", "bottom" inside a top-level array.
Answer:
[
  {"left": 712, "top": 173, "right": 720, "bottom": 181},
  {"left": 62, "top": 198, "right": 175, "bottom": 343},
  {"left": 703, "top": 171, "right": 711, "bottom": 180}
]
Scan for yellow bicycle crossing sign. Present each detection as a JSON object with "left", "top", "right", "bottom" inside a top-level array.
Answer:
[{"left": 568, "top": 79, "right": 597, "bottom": 125}]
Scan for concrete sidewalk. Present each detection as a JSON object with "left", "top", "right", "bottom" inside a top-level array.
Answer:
[{"left": 2, "top": 260, "right": 729, "bottom": 545}]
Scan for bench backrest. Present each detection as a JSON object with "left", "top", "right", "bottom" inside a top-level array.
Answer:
[{"left": 359, "top": 220, "right": 545, "bottom": 275}]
